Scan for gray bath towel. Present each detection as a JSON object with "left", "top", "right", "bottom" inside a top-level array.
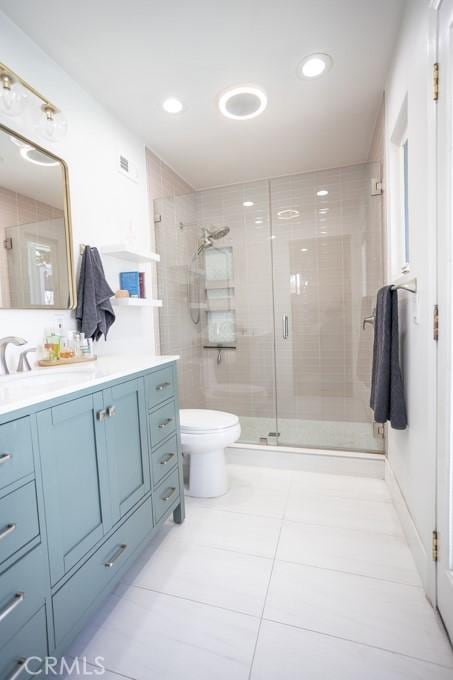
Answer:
[
  {"left": 76, "top": 246, "right": 116, "bottom": 341},
  {"left": 370, "top": 286, "right": 407, "bottom": 429}
]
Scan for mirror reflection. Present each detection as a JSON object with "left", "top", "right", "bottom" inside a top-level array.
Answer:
[{"left": 0, "top": 126, "right": 73, "bottom": 309}]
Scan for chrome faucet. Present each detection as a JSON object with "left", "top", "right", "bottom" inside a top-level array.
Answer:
[
  {"left": 17, "top": 347, "right": 37, "bottom": 373},
  {"left": 0, "top": 336, "right": 27, "bottom": 375}
]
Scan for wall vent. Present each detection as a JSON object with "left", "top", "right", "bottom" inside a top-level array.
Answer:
[
  {"left": 119, "top": 155, "right": 129, "bottom": 173},
  {"left": 118, "top": 152, "right": 139, "bottom": 183}
]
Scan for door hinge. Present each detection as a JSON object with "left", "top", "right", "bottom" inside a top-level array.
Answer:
[
  {"left": 370, "top": 179, "right": 383, "bottom": 196},
  {"left": 434, "top": 304, "right": 439, "bottom": 341},
  {"left": 3, "top": 237, "right": 12, "bottom": 250},
  {"left": 433, "top": 63, "right": 439, "bottom": 101},
  {"left": 373, "top": 422, "right": 385, "bottom": 439},
  {"left": 432, "top": 530, "right": 439, "bottom": 562}
]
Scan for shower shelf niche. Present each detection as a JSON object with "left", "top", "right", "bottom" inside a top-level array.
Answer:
[
  {"left": 112, "top": 298, "right": 163, "bottom": 307},
  {"left": 100, "top": 244, "right": 160, "bottom": 263}
]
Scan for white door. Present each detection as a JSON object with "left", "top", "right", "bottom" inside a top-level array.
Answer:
[{"left": 437, "top": 0, "right": 453, "bottom": 641}]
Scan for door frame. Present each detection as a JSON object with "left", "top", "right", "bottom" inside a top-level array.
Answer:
[{"left": 434, "top": 0, "right": 453, "bottom": 640}]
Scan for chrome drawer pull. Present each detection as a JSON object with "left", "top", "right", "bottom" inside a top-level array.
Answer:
[
  {"left": 104, "top": 543, "right": 127, "bottom": 568},
  {"left": 0, "top": 592, "right": 24, "bottom": 623},
  {"left": 162, "top": 487, "right": 177, "bottom": 502},
  {"left": 158, "top": 418, "right": 173, "bottom": 429},
  {"left": 107, "top": 405, "right": 117, "bottom": 417},
  {"left": 96, "top": 409, "right": 107, "bottom": 421},
  {"left": 156, "top": 382, "right": 171, "bottom": 391},
  {"left": 160, "top": 453, "right": 176, "bottom": 466},
  {"left": 7, "top": 659, "right": 26, "bottom": 680},
  {"left": 0, "top": 523, "right": 17, "bottom": 542},
  {"left": 0, "top": 453, "right": 12, "bottom": 465}
]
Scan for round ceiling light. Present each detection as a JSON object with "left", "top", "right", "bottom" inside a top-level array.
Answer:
[
  {"left": 243, "top": 201, "right": 254, "bottom": 207},
  {"left": 277, "top": 209, "right": 300, "bottom": 220},
  {"left": 162, "top": 97, "right": 184, "bottom": 114},
  {"left": 20, "top": 146, "right": 59, "bottom": 167},
  {"left": 298, "top": 53, "right": 333, "bottom": 79},
  {"left": 219, "top": 85, "right": 267, "bottom": 120},
  {"left": 316, "top": 189, "right": 329, "bottom": 197}
]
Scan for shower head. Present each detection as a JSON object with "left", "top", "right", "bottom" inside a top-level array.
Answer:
[{"left": 197, "top": 226, "right": 230, "bottom": 254}]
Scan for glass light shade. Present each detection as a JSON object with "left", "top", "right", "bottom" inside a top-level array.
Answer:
[
  {"left": 0, "top": 78, "right": 28, "bottom": 117},
  {"left": 39, "top": 107, "right": 68, "bottom": 143}
]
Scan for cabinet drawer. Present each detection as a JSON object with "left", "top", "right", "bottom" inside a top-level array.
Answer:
[
  {"left": 0, "top": 418, "right": 34, "bottom": 492},
  {"left": 151, "top": 435, "right": 179, "bottom": 488},
  {"left": 0, "top": 607, "right": 47, "bottom": 680},
  {"left": 53, "top": 496, "right": 153, "bottom": 648},
  {"left": 0, "top": 544, "right": 49, "bottom": 646},
  {"left": 146, "top": 365, "right": 175, "bottom": 409},
  {"left": 0, "top": 482, "right": 40, "bottom": 569},
  {"left": 149, "top": 400, "right": 177, "bottom": 449},
  {"left": 153, "top": 468, "right": 180, "bottom": 523}
]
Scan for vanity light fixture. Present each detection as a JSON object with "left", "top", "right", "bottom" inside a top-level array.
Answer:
[
  {"left": 298, "top": 53, "right": 333, "bottom": 79},
  {"left": 162, "top": 97, "right": 184, "bottom": 114},
  {"left": 0, "top": 63, "right": 67, "bottom": 142},
  {"left": 316, "top": 189, "right": 329, "bottom": 197},
  {"left": 0, "top": 71, "right": 27, "bottom": 117},
  {"left": 219, "top": 85, "right": 267, "bottom": 120}
]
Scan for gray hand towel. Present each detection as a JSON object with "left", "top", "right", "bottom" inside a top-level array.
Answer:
[
  {"left": 76, "top": 246, "right": 116, "bottom": 341},
  {"left": 370, "top": 286, "right": 407, "bottom": 430}
]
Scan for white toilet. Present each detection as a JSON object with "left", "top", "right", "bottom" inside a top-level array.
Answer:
[{"left": 180, "top": 409, "right": 241, "bottom": 498}]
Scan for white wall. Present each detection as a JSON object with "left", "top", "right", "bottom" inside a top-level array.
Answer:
[
  {"left": 384, "top": 0, "right": 437, "bottom": 599},
  {"left": 0, "top": 11, "right": 156, "bottom": 367}
]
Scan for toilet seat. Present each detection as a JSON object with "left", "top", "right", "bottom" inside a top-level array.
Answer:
[{"left": 180, "top": 409, "right": 239, "bottom": 434}]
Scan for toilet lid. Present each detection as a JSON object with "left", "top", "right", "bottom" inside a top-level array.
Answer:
[{"left": 180, "top": 409, "right": 239, "bottom": 432}]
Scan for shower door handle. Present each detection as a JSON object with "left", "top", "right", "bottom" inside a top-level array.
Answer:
[{"left": 282, "top": 315, "right": 289, "bottom": 339}]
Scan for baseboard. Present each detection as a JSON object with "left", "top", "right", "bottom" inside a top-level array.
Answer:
[
  {"left": 385, "top": 458, "right": 434, "bottom": 603},
  {"left": 226, "top": 444, "right": 385, "bottom": 478}
]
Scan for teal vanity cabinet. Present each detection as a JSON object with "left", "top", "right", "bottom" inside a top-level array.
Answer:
[{"left": 0, "top": 360, "right": 184, "bottom": 677}]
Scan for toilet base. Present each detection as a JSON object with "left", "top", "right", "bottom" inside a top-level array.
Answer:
[{"left": 186, "top": 448, "right": 229, "bottom": 498}]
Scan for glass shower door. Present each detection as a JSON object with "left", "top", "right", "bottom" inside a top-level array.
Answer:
[{"left": 270, "top": 164, "right": 384, "bottom": 452}]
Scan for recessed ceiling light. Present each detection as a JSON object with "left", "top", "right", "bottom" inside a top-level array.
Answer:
[
  {"left": 20, "top": 146, "right": 59, "bottom": 167},
  {"left": 162, "top": 97, "right": 184, "bottom": 114},
  {"left": 317, "top": 189, "right": 329, "bottom": 197},
  {"left": 277, "top": 209, "right": 300, "bottom": 220},
  {"left": 219, "top": 85, "right": 267, "bottom": 120},
  {"left": 243, "top": 201, "right": 254, "bottom": 207},
  {"left": 301, "top": 248, "right": 308, "bottom": 252},
  {"left": 255, "top": 218, "right": 264, "bottom": 224},
  {"left": 298, "top": 53, "right": 333, "bottom": 79},
  {"left": 319, "top": 208, "right": 329, "bottom": 214}
]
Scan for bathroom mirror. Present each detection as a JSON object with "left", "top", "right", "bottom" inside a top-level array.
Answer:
[{"left": 0, "top": 123, "right": 74, "bottom": 309}]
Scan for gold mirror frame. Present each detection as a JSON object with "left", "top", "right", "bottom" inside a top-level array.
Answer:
[{"left": 0, "top": 121, "right": 76, "bottom": 310}]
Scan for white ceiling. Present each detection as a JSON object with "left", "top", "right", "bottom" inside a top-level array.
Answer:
[{"left": 0, "top": 0, "right": 405, "bottom": 189}]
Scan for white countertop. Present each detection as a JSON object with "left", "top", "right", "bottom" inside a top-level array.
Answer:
[{"left": 0, "top": 354, "right": 179, "bottom": 417}]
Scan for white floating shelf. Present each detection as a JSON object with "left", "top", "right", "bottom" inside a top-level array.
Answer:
[
  {"left": 112, "top": 298, "right": 163, "bottom": 308},
  {"left": 101, "top": 244, "right": 160, "bottom": 263}
]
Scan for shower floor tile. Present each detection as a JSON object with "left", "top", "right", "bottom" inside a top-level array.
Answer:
[{"left": 67, "top": 461, "right": 452, "bottom": 679}]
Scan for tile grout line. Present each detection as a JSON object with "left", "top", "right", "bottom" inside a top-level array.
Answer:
[
  {"left": 248, "top": 491, "right": 289, "bottom": 680},
  {"left": 261, "top": 617, "right": 453, "bottom": 671}
]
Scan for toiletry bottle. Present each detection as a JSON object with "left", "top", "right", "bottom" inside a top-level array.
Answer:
[{"left": 45, "top": 329, "right": 60, "bottom": 361}]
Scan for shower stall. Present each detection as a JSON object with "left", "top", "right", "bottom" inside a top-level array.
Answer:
[{"left": 155, "top": 163, "right": 384, "bottom": 453}]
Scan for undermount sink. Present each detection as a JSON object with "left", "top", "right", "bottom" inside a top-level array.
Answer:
[{"left": 0, "top": 367, "right": 94, "bottom": 390}]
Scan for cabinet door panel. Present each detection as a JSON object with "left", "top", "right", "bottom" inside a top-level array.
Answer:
[
  {"left": 104, "top": 379, "right": 151, "bottom": 523},
  {"left": 37, "top": 393, "right": 111, "bottom": 584}
]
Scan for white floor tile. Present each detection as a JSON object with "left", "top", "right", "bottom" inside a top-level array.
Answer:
[
  {"left": 161, "top": 506, "right": 282, "bottom": 558},
  {"left": 186, "top": 482, "right": 288, "bottom": 519},
  {"left": 69, "top": 587, "right": 259, "bottom": 680},
  {"left": 285, "top": 491, "right": 402, "bottom": 535},
  {"left": 264, "top": 561, "right": 453, "bottom": 667},
  {"left": 251, "top": 620, "right": 453, "bottom": 680},
  {"left": 277, "top": 521, "right": 421, "bottom": 586},
  {"left": 121, "top": 540, "right": 273, "bottom": 616},
  {"left": 290, "top": 470, "right": 391, "bottom": 503}
]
